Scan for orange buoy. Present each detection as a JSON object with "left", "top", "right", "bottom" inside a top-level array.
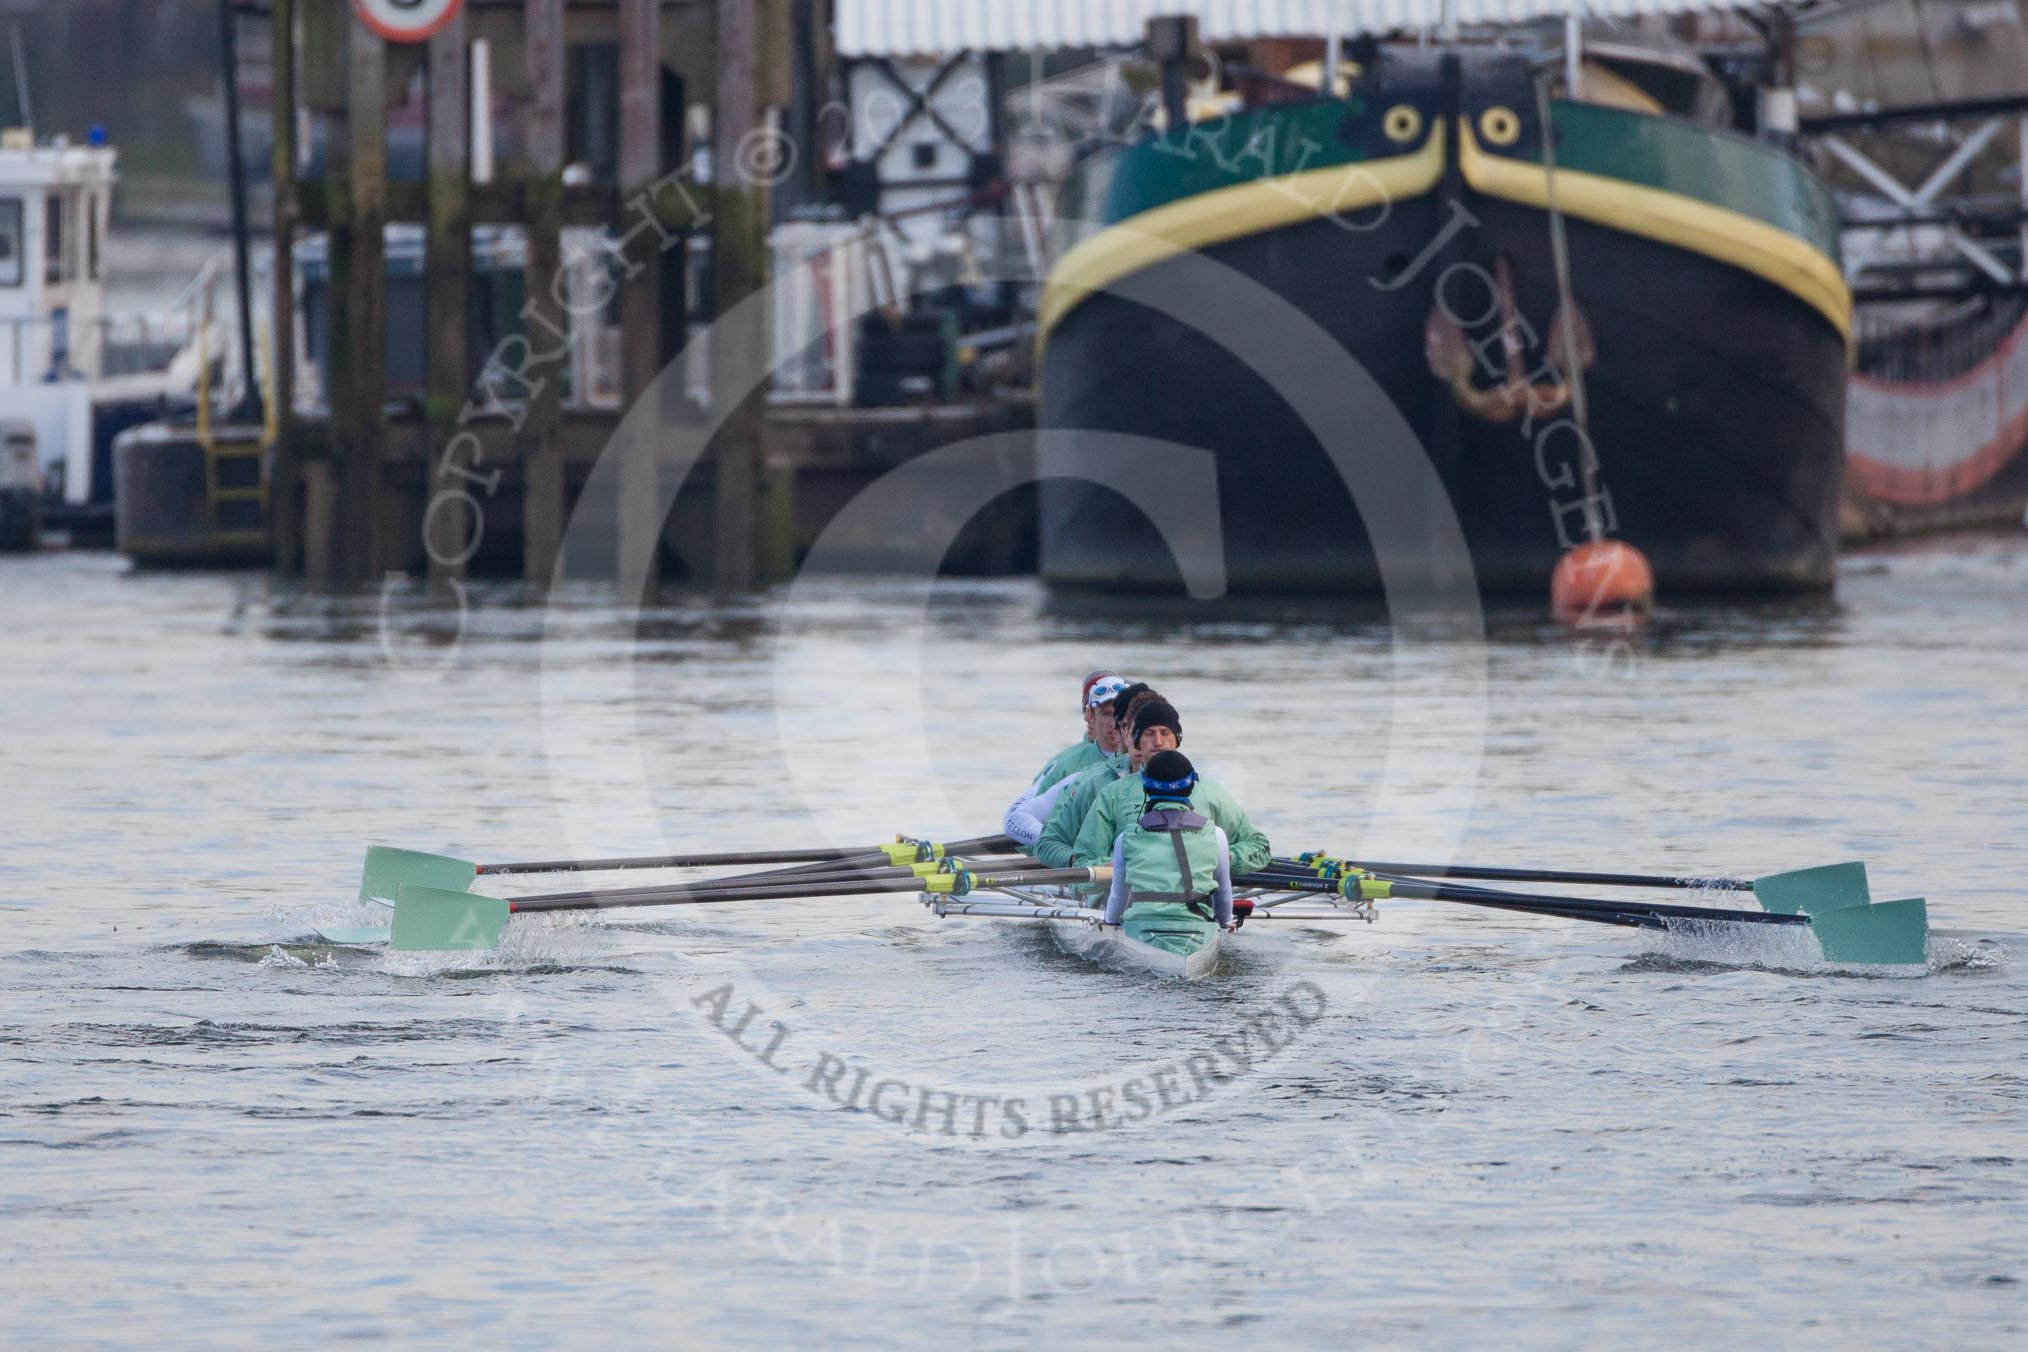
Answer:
[{"left": 1551, "top": 539, "right": 1655, "bottom": 627}]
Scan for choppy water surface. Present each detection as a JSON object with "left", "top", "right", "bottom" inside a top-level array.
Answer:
[{"left": 3, "top": 542, "right": 2025, "bottom": 1346}]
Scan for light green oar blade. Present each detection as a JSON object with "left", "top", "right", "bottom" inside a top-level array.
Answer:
[
  {"left": 391, "top": 884, "right": 511, "bottom": 952},
  {"left": 316, "top": 925, "right": 392, "bottom": 946},
  {"left": 359, "top": 846, "right": 479, "bottom": 905},
  {"left": 1752, "top": 862, "right": 1870, "bottom": 916},
  {"left": 1810, "top": 897, "right": 1929, "bottom": 967}
]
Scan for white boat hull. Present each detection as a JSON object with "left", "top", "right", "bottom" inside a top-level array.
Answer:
[{"left": 1045, "top": 913, "right": 1223, "bottom": 979}]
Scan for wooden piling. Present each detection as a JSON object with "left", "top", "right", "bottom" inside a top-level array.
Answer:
[
  {"left": 519, "top": 0, "right": 567, "bottom": 584},
  {"left": 268, "top": 0, "right": 300, "bottom": 574},
  {"left": 760, "top": 446, "right": 795, "bottom": 580},
  {"left": 616, "top": 0, "right": 665, "bottom": 596},
  {"left": 300, "top": 0, "right": 348, "bottom": 580},
  {"left": 275, "top": 0, "right": 830, "bottom": 590},
  {"left": 303, "top": 458, "right": 336, "bottom": 586},
  {"left": 426, "top": 8, "right": 473, "bottom": 587},
  {"left": 712, "top": 0, "right": 768, "bottom": 591},
  {"left": 342, "top": 19, "right": 388, "bottom": 583}
]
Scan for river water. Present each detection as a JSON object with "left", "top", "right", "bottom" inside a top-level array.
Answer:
[{"left": 3, "top": 540, "right": 2025, "bottom": 1346}]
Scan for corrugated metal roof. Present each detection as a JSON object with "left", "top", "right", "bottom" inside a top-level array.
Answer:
[{"left": 835, "top": 2, "right": 1751, "bottom": 56}]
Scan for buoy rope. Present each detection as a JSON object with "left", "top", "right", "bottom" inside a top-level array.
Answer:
[{"left": 1535, "top": 73, "right": 1603, "bottom": 544}]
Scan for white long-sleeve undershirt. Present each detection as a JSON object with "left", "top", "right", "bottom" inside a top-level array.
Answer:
[{"left": 1003, "top": 773, "right": 1074, "bottom": 847}]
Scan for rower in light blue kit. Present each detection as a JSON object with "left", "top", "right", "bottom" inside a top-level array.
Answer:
[
  {"left": 1003, "top": 672, "right": 1132, "bottom": 846},
  {"left": 1071, "top": 697, "right": 1274, "bottom": 876},
  {"left": 1026, "top": 682, "right": 1154, "bottom": 866},
  {"left": 1100, "top": 751, "right": 1235, "bottom": 933}
]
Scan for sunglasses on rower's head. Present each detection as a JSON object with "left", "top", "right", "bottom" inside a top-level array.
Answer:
[{"left": 1086, "top": 678, "right": 1132, "bottom": 709}]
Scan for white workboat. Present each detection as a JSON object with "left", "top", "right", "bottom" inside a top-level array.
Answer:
[
  {"left": 0, "top": 129, "right": 211, "bottom": 545},
  {"left": 0, "top": 417, "right": 37, "bottom": 547}
]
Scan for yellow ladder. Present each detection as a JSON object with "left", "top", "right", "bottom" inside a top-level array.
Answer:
[{"left": 195, "top": 317, "right": 271, "bottom": 544}]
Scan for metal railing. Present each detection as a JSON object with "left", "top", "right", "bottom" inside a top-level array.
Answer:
[
  {"left": 1855, "top": 295, "right": 2028, "bottom": 383},
  {"left": 0, "top": 253, "right": 226, "bottom": 390}
]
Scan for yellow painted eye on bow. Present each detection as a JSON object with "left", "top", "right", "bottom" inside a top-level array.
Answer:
[
  {"left": 1383, "top": 104, "right": 1423, "bottom": 144},
  {"left": 1479, "top": 106, "right": 1521, "bottom": 147}
]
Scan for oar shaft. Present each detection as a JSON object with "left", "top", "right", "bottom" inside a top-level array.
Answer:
[
  {"left": 710, "top": 835, "right": 1023, "bottom": 884},
  {"left": 478, "top": 834, "right": 1018, "bottom": 877},
  {"left": 1235, "top": 872, "right": 1808, "bottom": 929},
  {"left": 1244, "top": 865, "right": 1672, "bottom": 928},
  {"left": 508, "top": 854, "right": 1040, "bottom": 906},
  {"left": 515, "top": 877, "right": 929, "bottom": 912},
  {"left": 929, "top": 902, "right": 1099, "bottom": 922},
  {"left": 1245, "top": 904, "right": 1657, "bottom": 930},
  {"left": 704, "top": 852, "right": 1039, "bottom": 889},
  {"left": 1343, "top": 861, "right": 1752, "bottom": 891},
  {"left": 1421, "top": 900, "right": 1658, "bottom": 930},
  {"left": 508, "top": 866, "right": 1105, "bottom": 915},
  {"left": 1383, "top": 878, "right": 1806, "bottom": 926},
  {"left": 483, "top": 847, "right": 865, "bottom": 875}
]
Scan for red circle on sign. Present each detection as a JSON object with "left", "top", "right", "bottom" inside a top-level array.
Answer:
[{"left": 351, "top": 0, "right": 463, "bottom": 44}]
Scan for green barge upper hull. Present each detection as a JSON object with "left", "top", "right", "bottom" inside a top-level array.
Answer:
[{"left": 1038, "top": 49, "right": 1850, "bottom": 596}]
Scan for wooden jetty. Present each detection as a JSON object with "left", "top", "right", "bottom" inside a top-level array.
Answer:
[{"left": 263, "top": 0, "right": 1030, "bottom": 590}]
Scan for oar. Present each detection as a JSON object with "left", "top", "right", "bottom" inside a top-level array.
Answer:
[
  {"left": 1300, "top": 855, "right": 1873, "bottom": 918},
  {"left": 389, "top": 866, "right": 1108, "bottom": 951},
  {"left": 1234, "top": 886, "right": 1666, "bottom": 930},
  {"left": 479, "top": 835, "right": 1012, "bottom": 876},
  {"left": 469, "top": 853, "right": 1043, "bottom": 908},
  {"left": 320, "top": 851, "right": 1037, "bottom": 946},
  {"left": 1240, "top": 904, "right": 1656, "bottom": 930},
  {"left": 1314, "top": 857, "right": 1750, "bottom": 890},
  {"left": 357, "top": 835, "right": 1017, "bottom": 903},
  {"left": 1240, "top": 870, "right": 1802, "bottom": 929},
  {"left": 1371, "top": 877, "right": 1808, "bottom": 928},
  {"left": 1365, "top": 863, "right": 1927, "bottom": 966},
  {"left": 1262, "top": 886, "right": 1669, "bottom": 931},
  {"left": 1244, "top": 868, "right": 1928, "bottom": 966}
]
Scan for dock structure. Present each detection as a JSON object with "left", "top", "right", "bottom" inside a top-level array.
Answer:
[{"left": 264, "top": 0, "right": 970, "bottom": 589}]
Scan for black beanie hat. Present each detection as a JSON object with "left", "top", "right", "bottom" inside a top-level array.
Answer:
[
  {"left": 1132, "top": 699, "right": 1182, "bottom": 745},
  {"left": 1108, "top": 682, "right": 1153, "bottom": 726},
  {"left": 1142, "top": 750, "right": 1197, "bottom": 796}
]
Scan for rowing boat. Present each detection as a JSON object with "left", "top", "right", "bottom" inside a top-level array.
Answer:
[
  {"left": 925, "top": 888, "right": 1227, "bottom": 978},
  {"left": 324, "top": 835, "right": 1933, "bottom": 972},
  {"left": 1049, "top": 907, "right": 1223, "bottom": 979}
]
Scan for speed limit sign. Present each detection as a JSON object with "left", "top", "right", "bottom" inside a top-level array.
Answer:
[{"left": 351, "top": 0, "right": 464, "bottom": 44}]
